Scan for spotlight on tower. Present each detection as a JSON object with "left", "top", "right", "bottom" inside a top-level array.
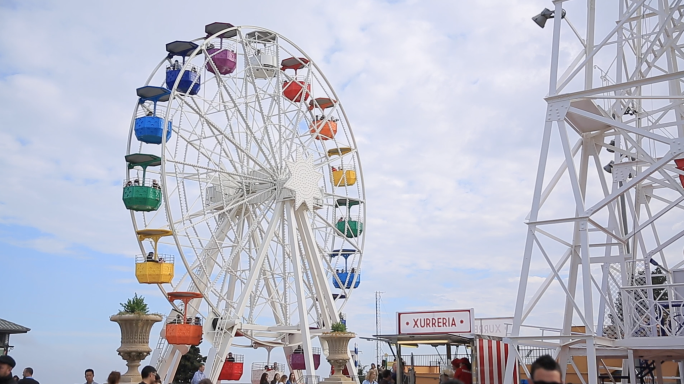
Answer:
[
  {"left": 603, "top": 161, "right": 614, "bottom": 174},
  {"left": 532, "top": 8, "right": 566, "bottom": 28}
]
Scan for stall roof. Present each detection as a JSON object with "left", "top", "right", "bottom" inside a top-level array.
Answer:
[
  {"left": 0, "top": 318, "right": 30, "bottom": 334},
  {"left": 370, "top": 333, "right": 476, "bottom": 345}
]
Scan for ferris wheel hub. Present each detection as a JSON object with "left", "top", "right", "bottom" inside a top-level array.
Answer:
[{"left": 283, "top": 151, "right": 324, "bottom": 211}]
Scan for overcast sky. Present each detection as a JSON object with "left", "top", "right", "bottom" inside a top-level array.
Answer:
[{"left": 0, "top": 0, "right": 583, "bottom": 382}]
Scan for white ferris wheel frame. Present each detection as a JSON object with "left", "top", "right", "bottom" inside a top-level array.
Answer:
[{"left": 124, "top": 25, "right": 366, "bottom": 383}]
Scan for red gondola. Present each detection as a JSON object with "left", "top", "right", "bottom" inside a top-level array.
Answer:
[{"left": 219, "top": 354, "right": 244, "bottom": 381}]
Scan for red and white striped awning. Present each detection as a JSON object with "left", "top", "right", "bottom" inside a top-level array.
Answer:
[{"left": 477, "top": 339, "right": 519, "bottom": 384}]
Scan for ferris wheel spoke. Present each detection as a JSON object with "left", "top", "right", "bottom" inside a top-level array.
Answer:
[
  {"left": 245, "top": 213, "right": 286, "bottom": 324},
  {"left": 242, "top": 70, "right": 280, "bottom": 170},
  {"left": 173, "top": 189, "right": 275, "bottom": 232},
  {"left": 313, "top": 210, "right": 361, "bottom": 250},
  {"left": 165, "top": 159, "right": 271, "bottom": 186},
  {"left": 322, "top": 192, "right": 365, "bottom": 206},
  {"left": 184, "top": 213, "right": 238, "bottom": 286},
  {"left": 314, "top": 149, "right": 358, "bottom": 169},
  {"left": 210, "top": 70, "right": 279, "bottom": 173},
  {"left": 175, "top": 216, "right": 235, "bottom": 315},
  {"left": 210, "top": 81, "right": 260, "bottom": 176},
  {"left": 279, "top": 108, "right": 311, "bottom": 160},
  {"left": 179, "top": 97, "right": 274, "bottom": 175}
]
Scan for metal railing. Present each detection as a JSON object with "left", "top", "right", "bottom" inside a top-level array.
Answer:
[
  {"left": 136, "top": 102, "right": 171, "bottom": 119},
  {"left": 123, "top": 178, "right": 163, "bottom": 189},
  {"left": 251, "top": 362, "right": 286, "bottom": 384},
  {"left": 300, "top": 375, "right": 321, "bottom": 384},
  {"left": 517, "top": 346, "right": 554, "bottom": 365},
  {"left": 386, "top": 354, "right": 471, "bottom": 369},
  {"left": 335, "top": 215, "right": 363, "bottom": 223},
  {"left": 621, "top": 282, "right": 684, "bottom": 338},
  {"left": 135, "top": 254, "right": 175, "bottom": 264},
  {"left": 223, "top": 354, "right": 244, "bottom": 363}
]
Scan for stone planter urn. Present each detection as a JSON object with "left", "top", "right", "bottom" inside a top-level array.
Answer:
[
  {"left": 111, "top": 314, "right": 163, "bottom": 383},
  {"left": 319, "top": 332, "right": 356, "bottom": 383}
]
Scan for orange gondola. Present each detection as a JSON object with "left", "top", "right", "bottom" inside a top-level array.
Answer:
[
  {"left": 310, "top": 119, "right": 338, "bottom": 140},
  {"left": 165, "top": 292, "right": 204, "bottom": 345}
]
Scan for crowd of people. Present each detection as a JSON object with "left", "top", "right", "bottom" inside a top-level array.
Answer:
[
  {"left": 257, "top": 371, "right": 297, "bottom": 384},
  {"left": 360, "top": 361, "right": 412, "bottom": 384},
  {"left": 0, "top": 356, "right": 166, "bottom": 384},
  {"left": 0, "top": 351, "right": 563, "bottom": 384},
  {"left": 0, "top": 356, "right": 211, "bottom": 384}
]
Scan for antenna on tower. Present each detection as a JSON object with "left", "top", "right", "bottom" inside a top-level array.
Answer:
[{"left": 375, "top": 291, "right": 383, "bottom": 366}]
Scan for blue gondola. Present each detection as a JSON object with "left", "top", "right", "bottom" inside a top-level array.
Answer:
[
  {"left": 330, "top": 249, "right": 361, "bottom": 289},
  {"left": 333, "top": 271, "right": 361, "bottom": 289},
  {"left": 165, "top": 41, "right": 201, "bottom": 95},
  {"left": 134, "top": 86, "right": 173, "bottom": 145}
]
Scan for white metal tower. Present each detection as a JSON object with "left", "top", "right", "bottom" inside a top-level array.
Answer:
[{"left": 505, "top": 1, "right": 684, "bottom": 384}]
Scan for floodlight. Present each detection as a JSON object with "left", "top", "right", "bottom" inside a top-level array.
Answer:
[
  {"left": 603, "top": 161, "right": 614, "bottom": 173},
  {"left": 533, "top": 8, "right": 566, "bottom": 28}
]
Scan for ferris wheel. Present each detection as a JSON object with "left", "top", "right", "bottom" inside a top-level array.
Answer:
[{"left": 122, "top": 23, "right": 365, "bottom": 383}]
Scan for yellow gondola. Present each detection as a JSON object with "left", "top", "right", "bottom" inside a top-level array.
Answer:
[{"left": 135, "top": 228, "right": 174, "bottom": 284}]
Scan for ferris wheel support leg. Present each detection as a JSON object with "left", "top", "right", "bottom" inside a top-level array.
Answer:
[
  {"left": 287, "top": 202, "right": 317, "bottom": 382},
  {"left": 246, "top": 213, "right": 286, "bottom": 324},
  {"left": 167, "top": 349, "right": 183, "bottom": 384},
  {"left": 208, "top": 203, "right": 284, "bottom": 381},
  {"left": 224, "top": 212, "right": 246, "bottom": 314},
  {"left": 294, "top": 207, "right": 339, "bottom": 327},
  {"left": 158, "top": 348, "right": 182, "bottom": 384},
  {"left": 233, "top": 201, "right": 283, "bottom": 318}
]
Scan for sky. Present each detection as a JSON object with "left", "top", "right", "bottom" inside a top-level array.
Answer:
[{"left": 0, "top": 0, "right": 585, "bottom": 383}]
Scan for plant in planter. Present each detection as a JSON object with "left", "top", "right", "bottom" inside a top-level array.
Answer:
[
  {"left": 119, "top": 293, "right": 151, "bottom": 314},
  {"left": 331, "top": 322, "right": 347, "bottom": 333},
  {"left": 111, "top": 293, "right": 163, "bottom": 383},
  {"left": 320, "top": 322, "right": 356, "bottom": 381}
]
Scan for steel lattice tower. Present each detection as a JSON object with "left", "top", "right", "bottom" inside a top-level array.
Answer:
[{"left": 505, "top": 1, "right": 684, "bottom": 384}]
